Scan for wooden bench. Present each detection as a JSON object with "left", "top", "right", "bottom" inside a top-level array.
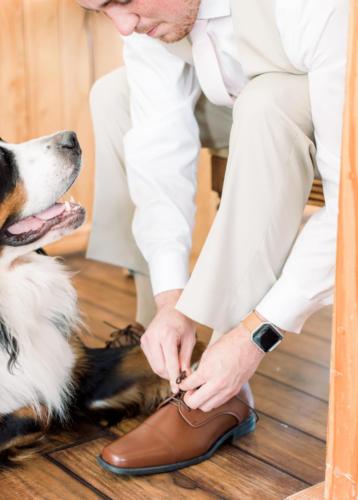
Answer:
[{"left": 210, "top": 149, "right": 325, "bottom": 207}]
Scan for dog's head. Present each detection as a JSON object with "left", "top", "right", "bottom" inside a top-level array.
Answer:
[{"left": 0, "top": 131, "right": 85, "bottom": 257}]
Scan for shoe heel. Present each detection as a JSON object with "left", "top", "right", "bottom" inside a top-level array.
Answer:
[{"left": 230, "top": 414, "right": 256, "bottom": 444}]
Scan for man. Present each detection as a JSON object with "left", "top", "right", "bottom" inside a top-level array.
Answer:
[{"left": 79, "top": 0, "right": 348, "bottom": 475}]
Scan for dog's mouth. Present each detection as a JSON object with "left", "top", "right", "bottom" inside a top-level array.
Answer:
[{"left": 0, "top": 198, "right": 86, "bottom": 247}]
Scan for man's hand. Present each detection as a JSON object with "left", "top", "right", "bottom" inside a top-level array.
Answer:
[
  {"left": 179, "top": 324, "right": 265, "bottom": 412},
  {"left": 140, "top": 289, "right": 196, "bottom": 393}
]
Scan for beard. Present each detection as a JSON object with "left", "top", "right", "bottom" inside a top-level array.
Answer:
[{"left": 159, "top": 0, "right": 200, "bottom": 43}]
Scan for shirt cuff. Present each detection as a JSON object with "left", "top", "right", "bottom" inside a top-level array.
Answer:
[
  {"left": 255, "top": 278, "right": 330, "bottom": 334},
  {"left": 149, "top": 251, "right": 190, "bottom": 296}
]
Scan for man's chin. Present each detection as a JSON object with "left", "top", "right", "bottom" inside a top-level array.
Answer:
[{"left": 159, "top": 31, "right": 190, "bottom": 43}]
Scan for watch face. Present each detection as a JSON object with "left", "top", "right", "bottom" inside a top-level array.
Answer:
[{"left": 253, "top": 324, "right": 283, "bottom": 352}]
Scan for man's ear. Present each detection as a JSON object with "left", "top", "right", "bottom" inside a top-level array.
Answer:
[{"left": 0, "top": 316, "right": 19, "bottom": 372}]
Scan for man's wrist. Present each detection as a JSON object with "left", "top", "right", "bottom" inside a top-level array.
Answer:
[
  {"left": 253, "top": 310, "right": 285, "bottom": 335},
  {"left": 240, "top": 311, "right": 284, "bottom": 353},
  {"left": 154, "top": 289, "right": 183, "bottom": 310}
]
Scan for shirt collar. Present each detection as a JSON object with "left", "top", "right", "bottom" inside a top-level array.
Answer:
[{"left": 197, "top": 0, "right": 231, "bottom": 20}]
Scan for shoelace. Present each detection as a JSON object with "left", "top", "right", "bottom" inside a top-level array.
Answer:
[
  {"left": 104, "top": 322, "right": 144, "bottom": 349},
  {"left": 158, "top": 371, "right": 189, "bottom": 410},
  {"left": 158, "top": 370, "right": 259, "bottom": 423}
]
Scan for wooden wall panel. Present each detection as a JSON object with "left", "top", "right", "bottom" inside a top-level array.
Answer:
[
  {"left": 0, "top": 0, "right": 28, "bottom": 142},
  {"left": 90, "top": 12, "right": 123, "bottom": 79},
  {"left": 22, "top": 0, "right": 63, "bottom": 136}
]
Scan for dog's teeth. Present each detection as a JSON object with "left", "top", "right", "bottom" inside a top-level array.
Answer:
[{"left": 64, "top": 201, "right": 71, "bottom": 211}]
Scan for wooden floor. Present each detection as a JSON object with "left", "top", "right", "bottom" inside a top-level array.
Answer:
[{"left": 0, "top": 255, "right": 331, "bottom": 500}]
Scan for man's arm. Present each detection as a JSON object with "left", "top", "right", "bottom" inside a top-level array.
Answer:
[
  {"left": 180, "top": 0, "right": 349, "bottom": 411},
  {"left": 123, "top": 33, "right": 201, "bottom": 295},
  {"left": 122, "top": 34, "right": 201, "bottom": 390},
  {"left": 256, "top": 0, "right": 349, "bottom": 332}
]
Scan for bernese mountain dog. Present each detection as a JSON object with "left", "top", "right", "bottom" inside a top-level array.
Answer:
[{"left": 0, "top": 131, "right": 203, "bottom": 466}]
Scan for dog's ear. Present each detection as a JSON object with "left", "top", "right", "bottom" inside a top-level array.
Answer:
[{"left": 0, "top": 317, "right": 19, "bottom": 372}]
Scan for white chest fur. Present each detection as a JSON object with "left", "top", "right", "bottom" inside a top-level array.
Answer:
[{"left": 0, "top": 253, "right": 80, "bottom": 418}]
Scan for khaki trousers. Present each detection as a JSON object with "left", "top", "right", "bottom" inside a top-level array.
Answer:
[
  {"left": 88, "top": 68, "right": 315, "bottom": 337},
  {"left": 87, "top": 67, "right": 232, "bottom": 326}
]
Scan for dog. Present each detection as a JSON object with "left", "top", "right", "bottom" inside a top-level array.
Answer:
[{"left": 0, "top": 131, "right": 203, "bottom": 465}]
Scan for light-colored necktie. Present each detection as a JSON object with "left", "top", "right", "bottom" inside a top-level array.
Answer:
[{"left": 191, "top": 19, "right": 234, "bottom": 107}]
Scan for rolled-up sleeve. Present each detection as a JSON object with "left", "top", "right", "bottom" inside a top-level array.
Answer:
[{"left": 123, "top": 34, "right": 201, "bottom": 295}]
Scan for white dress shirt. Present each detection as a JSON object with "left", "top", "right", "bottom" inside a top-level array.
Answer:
[{"left": 122, "top": 0, "right": 348, "bottom": 333}]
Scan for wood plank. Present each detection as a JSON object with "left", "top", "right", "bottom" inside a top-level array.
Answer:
[
  {"left": 302, "top": 307, "right": 332, "bottom": 342},
  {"left": 287, "top": 482, "right": 324, "bottom": 500},
  {"left": 182, "top": 446, "right": 307, "bottom": 500},
  {"left": 69, "top": 256, "right": 135, "bottom": 297},
  {"left": 23, "top": 0, "right": 62, "bottom": 137},
  {"left": 258, "top": 350, "right": 329, "bottom": 401},
  {"left": 0, "top": 0, "right": 28, "bottom": 143},
  {"left": 45, "top": 419, "right": 106, "bottom": 454},
  {"left": 236, "top": 413, "right": 325, "bottom": 485},
  {"left": 50, "top": 434, "right": 307, "bottom": 499},
  {"left": 79, "top": 296, "right": 135, "bottom": 333},
  {"left": 251, "top": 374, "right": 327, "bottom": 441},
  {"left": 279, "top": 333, "right": 330, "bottom": 368},
  {"left": 75, "top": 275, "right": 136, "bottom": 321},
  {"left": 74, "top": 264, "right": 136, "bottom": 298},
  {"left": 90, "top": 7, "right": 123, "bottom": 80},
  {"left": 0, "top": 456, "right": 98, "bottom": 499}
]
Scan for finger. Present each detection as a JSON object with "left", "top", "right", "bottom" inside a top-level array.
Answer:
[
  {"left": 199, "top": 391, "right": 232, "bottom": 412},
  {"left": 179, "top": 335, "right": 195, "bottom": 374},
  {"left": 141, "top": 336, "right": 167, "bottom": 378},
  {"left": 179, "top": 368, "right": 206, "bottom": 392},
  {"left": 163, "top": 338, "right": 180, "bottom": 392},
  {"left": 183, "top": 381, "right": 219, "bottom": 409}
]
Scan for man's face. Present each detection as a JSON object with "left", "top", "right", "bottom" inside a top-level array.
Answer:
[{"left": 78, "top": 0, "right": 201, "bottom": 43}]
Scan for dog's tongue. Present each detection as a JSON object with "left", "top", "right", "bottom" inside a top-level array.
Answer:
[
  {"left": 36, "top": 203, "right": 66, "bottom": 221},
  {"left": 6, "top": 203, "right": 66, "bottom": 235}
]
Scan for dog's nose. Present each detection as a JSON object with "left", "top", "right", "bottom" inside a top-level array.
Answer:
[{"left": 58, "top": 131, "right": 80, "bottom": 151}]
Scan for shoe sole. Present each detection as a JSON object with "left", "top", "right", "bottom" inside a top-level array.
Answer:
[{"left": 97, "top": 413, "right": 256, "bottom": 476}]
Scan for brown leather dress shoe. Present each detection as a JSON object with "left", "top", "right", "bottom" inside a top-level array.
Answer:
[{"left": 98, "top": 392, "right": 257, "bottom": 476}]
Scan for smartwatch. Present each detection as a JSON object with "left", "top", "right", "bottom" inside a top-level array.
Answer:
[{"left": 241, "top": 311, "right": 284, "bottom": 353}]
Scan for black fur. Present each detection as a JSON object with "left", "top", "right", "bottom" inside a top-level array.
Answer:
[
  {"left": 75, "top": 346, "right": 136, "bottom": 410},
  {"left": 0, "top": 317, "right": 19, "bottom": 372},
  {"left": 0, "top": 147, "right": 18, "bottom": 205},
  {"left": 0, "top": 414, "right": 41, "bottom": 448}
]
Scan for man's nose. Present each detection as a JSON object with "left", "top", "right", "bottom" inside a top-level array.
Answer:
[{"left": 106, "top": 9, "right": 139, "bottom": 36}]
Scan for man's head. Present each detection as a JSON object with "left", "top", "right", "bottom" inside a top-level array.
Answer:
[{"left": 78, "top": 0, "right": 201, "bottom": 43}]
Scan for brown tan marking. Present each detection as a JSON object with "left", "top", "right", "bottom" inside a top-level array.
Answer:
[{"left": 0, "top": 181, "right": 27, "bottom": 231}]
